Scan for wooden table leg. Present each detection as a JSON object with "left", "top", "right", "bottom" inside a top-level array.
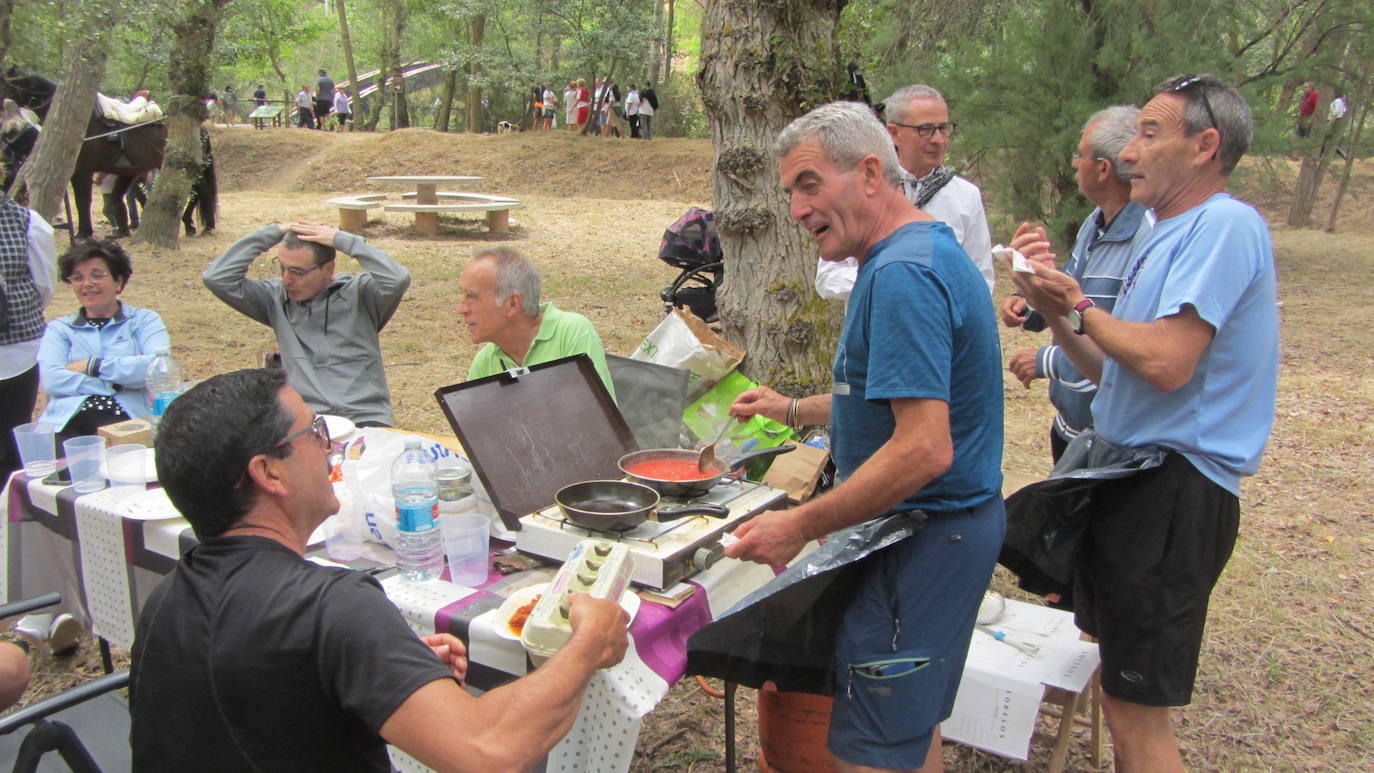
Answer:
[
  {"left": 488, "top": 209, "right": 510, "bottom": 234},
  {"left": 339, "top": 208, "right": 366, "bottom": 232}
]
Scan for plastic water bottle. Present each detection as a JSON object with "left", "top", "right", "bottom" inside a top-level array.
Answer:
[
  {"left": 391, "top": 437, "right": 442, "bottom": 582},
  {"left": 145, "top": 347, "right": 182, "bottom": 432}
]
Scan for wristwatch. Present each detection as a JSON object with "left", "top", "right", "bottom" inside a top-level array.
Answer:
[{"left": 1068, "top": 298, "right": 1095, "bottom": 335}]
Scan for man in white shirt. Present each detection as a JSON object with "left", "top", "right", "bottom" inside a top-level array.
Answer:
[
  {"left": 624, "top": 85, "right": 641, "bottom": 139},
  {"left": 814, "top": 84, "right": 994, "bottom": 301}
]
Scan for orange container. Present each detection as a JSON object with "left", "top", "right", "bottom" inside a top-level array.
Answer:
[{"left": 756, "top": 691, "right": 836, "bottom": 773}]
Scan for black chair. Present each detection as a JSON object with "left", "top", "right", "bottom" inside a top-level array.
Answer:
[{"left": 0, "top": 595, "right": 130, "bottom": 773}]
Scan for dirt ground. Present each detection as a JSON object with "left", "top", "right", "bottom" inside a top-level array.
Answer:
[{"left": 7, "top": 126, "right": 1372, "bottom": 772}]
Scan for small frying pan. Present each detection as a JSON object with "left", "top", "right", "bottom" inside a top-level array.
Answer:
[{"left": 555, "top": 480, "right": 729, "bottom": 532}]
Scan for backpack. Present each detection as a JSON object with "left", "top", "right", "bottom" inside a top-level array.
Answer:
[{"left": 657, "top": 207, "right": 721, "bottom": 271}]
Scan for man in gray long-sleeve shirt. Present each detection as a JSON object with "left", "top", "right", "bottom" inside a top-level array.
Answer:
[{"left": 203, "top": 222, "right": 410, "bottom": 426}]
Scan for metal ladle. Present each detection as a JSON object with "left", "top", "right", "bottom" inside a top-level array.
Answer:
[{"left": 696, "top": 414, "right": 735, "bottom": 472}]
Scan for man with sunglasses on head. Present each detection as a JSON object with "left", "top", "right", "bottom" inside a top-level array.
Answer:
[
  {"left": 132, "top": 368, "right": 629, "bottom": 771},
  {"left": 1009, "top": 74, "right": 1278, "bottom": 772},
  {"left": 815, "top": 84, "right": 994, "bottom": 301},
  {"left": 204, "top": 221, "right": 410, "bottom": 427}
]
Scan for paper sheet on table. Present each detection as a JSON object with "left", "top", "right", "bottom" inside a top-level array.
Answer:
[
  {"left": 967, "top": 598, "right": 1099, "bottom": 692},
  {"left": 944, "top": 669, "right": 1044, "bottom": 760}
]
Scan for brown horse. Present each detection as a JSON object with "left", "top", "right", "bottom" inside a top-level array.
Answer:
[{"left": 1, "top": 67, "right": 166, "bottom": 239}]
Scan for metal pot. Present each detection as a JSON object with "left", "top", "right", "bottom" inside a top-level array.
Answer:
[
  {"left": 554, "top": 479, "right": 730, "bottom": 532},
  {"left": 618, "top": 444, "right": 797, "bottom": 498}
]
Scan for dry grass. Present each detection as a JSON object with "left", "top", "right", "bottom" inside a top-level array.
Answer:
[{"left": 7, "top": 127, "right": 1372, "bottom": 772}]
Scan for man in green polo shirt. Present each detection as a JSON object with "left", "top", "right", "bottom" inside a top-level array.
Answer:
[{"left": 459, "top": 247, "right": 615, "bottom": 399}]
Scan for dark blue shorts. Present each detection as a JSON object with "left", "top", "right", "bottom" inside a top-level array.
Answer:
[{"left": 828, "top": 497, "right": 1005, "bottom": 769}]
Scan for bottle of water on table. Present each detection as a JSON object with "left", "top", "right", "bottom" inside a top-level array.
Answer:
[
  {"left": 145, "top": 346, "right": 182, "bottom": 433},
  {"left": 392, "top": 437, "right": 443, "bottom": 582}
]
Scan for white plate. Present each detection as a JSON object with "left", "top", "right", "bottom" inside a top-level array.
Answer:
[
  {"left": 490, "top": 582, "right": 641, "bottom": 641},
  {"left": 118, "top": 488, "right": 185, "bottom": 521},
  {"left": 322, "top": 415, "right": 356, "bottom": 442},
  {"left": 101, "top": 447, "right": 157, "bottom": 483}
]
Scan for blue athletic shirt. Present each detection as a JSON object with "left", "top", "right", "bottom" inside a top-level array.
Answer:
[
  {"left": 830, "top": 221, "right": 1003, "bottom": 513},
  {"left": 1091, "top": 193, "right": 1279, "bottom": 495}
]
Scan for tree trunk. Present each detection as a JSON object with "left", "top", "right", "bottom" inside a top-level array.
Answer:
[
  {"left": 663, "top": 0, "right": 675, "bottom": 85},
  {"left": 390, "top": 5, "right": 409, "bottom": 130},
  {"left": 465, "top": 14, "right": 485, "bottom": 134},
  {"left": 13, "top": 0, "right": 118, "bottom": 221},
  {"left": 0, "top": 0, "right": 14, "bottom": 68},
  {"left": 647, "top": 0, "right": 664, "bottom": 86},
  {"left": 140, "top": 0, "right": 228, "bottom": 249},
  {"left": 1326, "top": 59, "right": 1373, "bottom": 232},
  {"left": 697, "top": 0, "right": 848, "bottom": 396},
  {"left": 435, "top": 67, "right": 457, "bottom": 132},
  {"left": 1287, "top": 90, "right": 1333, "bottom": 228},
  {"left": 336, "top": 0, "right": 362, "bottom": 132}
]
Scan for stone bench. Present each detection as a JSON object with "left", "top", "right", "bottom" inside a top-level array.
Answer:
[
  {"left": 325, "top": 194, "right": 386, "bottom": 232},
  {"left": 383, "top": 195, "right": 524, "bottom": 235}
]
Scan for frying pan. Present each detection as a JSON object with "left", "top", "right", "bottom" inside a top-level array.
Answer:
[
  {"left": 619, "top": 444, "right": 798, "bottom": 498},
  {"left": 554, "top": 480, "right": 730, "bottom": 532}
]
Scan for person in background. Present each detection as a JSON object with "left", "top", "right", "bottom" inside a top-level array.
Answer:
[
  {"left": 295, "top": 85, "right": 315, "bottom": 129},
  {"left": 332, "top": 85, "right": 351, "bottom": 132},
  {"left": 222, "top": 85, "right": 238, "bottom": 124},
  {"left": 314, "top": 70, "right": 335, "bottom": 131},
  {"left": 815, "top": 84, "right": 995, "bottom": 301},
  {"left": 253, "top": 84, "right": 267, "bottom": 108},
  {"left": 624, "top": 84, "right": 641, "bottom": 139},
  {"left": 0, "top": 193, "right": 57, "bottom": 478},
  {"left": 575, "top": 79, "right": 591, "bottom": 132},
  {"left": 564, "top": 81, "right": 578, "bottom": 132},
  {"left": 203, "top": 221, "right": 410, "bottom": 427},
  {"left": 542, "top": 84, "right": 557, "bottom": 130},
  {"left": 37, "top": 240, "right": 169, "bottom": 443},
  {"left": 132, "top": 367, "right": 629, "bottom": 771},
  {"left": 1001, "top": 105, "right": 1152, "bottom": 463},
  {"left": 637, "top": 83, "right": 657, "bottom": 140},
  {"left": 1296, "top": 81, "right": 1318, "bottom": 137},
  {"left": 459, "top": 246, "right": 615, "bottom": 398}
]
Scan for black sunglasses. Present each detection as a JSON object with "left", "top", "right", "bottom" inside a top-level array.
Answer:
[{"left": 1168, "top": 75, "right": 1220, "bottom": 137}]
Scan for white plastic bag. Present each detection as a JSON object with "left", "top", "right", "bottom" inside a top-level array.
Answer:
[
  {"left": 348, "top": 428, "right": 462, "bottom": 547},
  {"left": 630, "top": 307, "right": 744, "bottom": 400}
]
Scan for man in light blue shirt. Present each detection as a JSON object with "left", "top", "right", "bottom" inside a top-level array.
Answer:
[{"left": 1010, "top": 74, "right": 1277, "bottom": 773}]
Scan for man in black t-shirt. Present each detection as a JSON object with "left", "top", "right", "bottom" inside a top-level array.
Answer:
[
  {"left": 133, "top": 368, "right": 629, "bottom": 772},
  {"left": 314, "top": 69, "right": 335, "bottom": 130}
]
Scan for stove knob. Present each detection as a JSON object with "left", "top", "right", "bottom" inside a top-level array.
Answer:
[{"left": 691, "top": 544, "right": 725, "bottom": 573}]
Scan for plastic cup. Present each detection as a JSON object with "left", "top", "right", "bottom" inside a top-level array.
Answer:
[
  {"left": 105, "top": 444, "right": 148, "bottom": 497},
  {"left": 62, "top": 435, "right": 107, "bottom": 494},
  {"left": 12, "top": 422, "right": 56, "bottom": 477},
  {"left": 441, "top": 512, "right": 489, "bottom": 587}
]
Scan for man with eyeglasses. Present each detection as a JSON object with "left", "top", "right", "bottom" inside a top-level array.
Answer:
[
  {"left": 1008, "top": 74, "right": 1278, "bottom": 772},
  {"left": 814, "top": 84, "right": 994, "bottom": 301},
  {"left": 133, "top": 368, "right": 629, "bottom": 771},
  {"left": 1000, "top": 105, "right": 1153, "bottom": 463},
  {"left": 204, "top": 221, "right": 410, "bottom": 427}
]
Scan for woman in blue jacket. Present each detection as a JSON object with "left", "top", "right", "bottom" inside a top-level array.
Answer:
[{"left": 37, "top": 241, "right": 169, "bottom": 441}]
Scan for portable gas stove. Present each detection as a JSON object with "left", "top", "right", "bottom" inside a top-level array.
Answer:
[{"left": 516, "top": 477, "right": 787, "bottom": 590}]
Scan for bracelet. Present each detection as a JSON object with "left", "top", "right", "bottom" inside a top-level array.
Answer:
[{"left": 786, "top": 398, "right": 800, "bottom": 429}]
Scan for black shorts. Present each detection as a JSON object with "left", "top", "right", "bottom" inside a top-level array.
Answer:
[{"left": 1073, "top": 453, "right": 1238, "bottom": 706}]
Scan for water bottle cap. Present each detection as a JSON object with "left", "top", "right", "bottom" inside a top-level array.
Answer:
[
  {"left": 404, "top": 436, "right": 421, "bottom": 448},
  {"left": 154, "top": 346, "right": 171, "bottom": 356}
]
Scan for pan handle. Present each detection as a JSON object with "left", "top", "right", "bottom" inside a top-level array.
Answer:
[
  {"left": 657, "top": 504, "right": 730, "bottom": 521},
  {"left": 726, "top": 443, "right": 798, "bottom": 472}
]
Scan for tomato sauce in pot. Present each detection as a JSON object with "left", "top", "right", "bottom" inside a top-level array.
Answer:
[{"left": 624, "top": 458, "right": 715, "bottom": 482}]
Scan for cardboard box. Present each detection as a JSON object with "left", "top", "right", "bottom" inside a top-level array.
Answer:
[{"left": 99, "top": 418, "right": 153, "bottom": 447}]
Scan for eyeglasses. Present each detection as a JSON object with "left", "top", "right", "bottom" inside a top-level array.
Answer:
[
  {"left": 273, "top": 258, "right": 323, "bottom": 278},
  {"left": 1072, "top": 151, "right": 1108, "bottom": 162},
  {"left": 891, "top": 121, "right": 956, "bottom": 139},
  {"left": 273, "top": 416, "right": 331, "bottom": 451},
  {"left": 66, "top": 269, "right": 111, "bottom": 283},
  {"left": 1168, "top": 75, "right": 1219, "bottom": 134}
]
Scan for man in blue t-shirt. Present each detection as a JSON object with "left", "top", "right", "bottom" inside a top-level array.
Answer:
[
  {"left": 726, "top": 101, "right": 1004, "bottom": 773},
  {"left": 1011, "top": 74, "right": 1278, "bottom": 772}
]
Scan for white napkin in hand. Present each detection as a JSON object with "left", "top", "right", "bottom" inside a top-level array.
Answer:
[{"left": 992, "top": 244, "right": 1037, "bottom": 274}]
